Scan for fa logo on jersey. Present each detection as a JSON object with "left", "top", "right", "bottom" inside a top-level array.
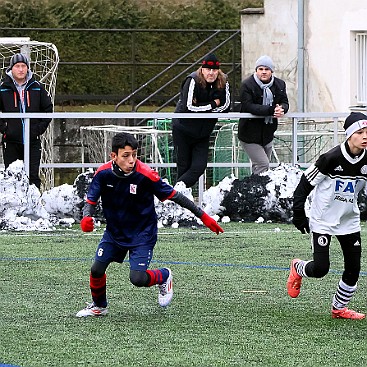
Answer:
[
  {"left": 361, "top": 165, "right": 367, "bottom": 174},
  {"left": 335, "top": 179, "right": 356, "bottom": 193},
  {"left": 130, "top": 184, "right": 137, "bottom": 194}
]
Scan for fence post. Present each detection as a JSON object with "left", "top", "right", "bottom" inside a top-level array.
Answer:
[
  {"left": 24, "top": 117, "right": 30, "bottom": 179},
  {"left": 292, "top": 117, "right": 298, "bottom": 165},
  {"left": 198, "top": 174, "right": 204, "bottom": 207}
]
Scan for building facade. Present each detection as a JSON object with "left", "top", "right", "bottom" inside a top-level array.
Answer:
[{"left": 240, "top": 0, "right": 367, "bottom": 112}]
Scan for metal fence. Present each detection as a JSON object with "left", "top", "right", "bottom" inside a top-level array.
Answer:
[
  {"left": 0, "top": 28, "right": 242, "bottom": 108},
  {"left": 3, "top": 111, "right": 350, "bottom": 202}
]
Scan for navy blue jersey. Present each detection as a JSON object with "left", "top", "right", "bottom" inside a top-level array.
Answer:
[{"left": 86, "top": 159, "right": 175, "bottom": 246}]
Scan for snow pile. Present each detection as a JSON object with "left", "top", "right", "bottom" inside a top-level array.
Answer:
[
  {"left": 0, "top": 161, "right": 315, "bottom": 231},
  {"left": 202, "top": 175, "right": 236, "bottom": 216},
  {"left": 263, "top": 163, "right": 304, "bottom": 221},
  {"left": 42, "top": 183, "right": 81, "bottom": 218},
  {"left": 155, "top": 181, "right": 198, "bottom": 228},
  {"left": 0, "top": 160, "right": 53, "bottom": 230},
  {"left": 221, "top": 164, "right": 303, "bottom": 222}
]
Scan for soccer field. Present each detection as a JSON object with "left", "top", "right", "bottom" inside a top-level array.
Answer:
[{"left": 1, "top": 222, "right": 367, "bottom": 367}]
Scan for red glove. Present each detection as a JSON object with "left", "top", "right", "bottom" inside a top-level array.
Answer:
[
  {"left": 200, "top": 212, "right": 224, "bottom": 235},
  {"left": 80, "top": 216, "right": 94, "bottom": 232}
]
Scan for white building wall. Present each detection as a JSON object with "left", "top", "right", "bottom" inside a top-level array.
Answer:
[
  {"left": 240, "top": 0, "right": 298, "bottom": 112},
  {"left": 306, "top": 1, "right": 367, "bottom": 111},
  {"left": 241, "top": 0, "right": 367, "bottom": 113}
]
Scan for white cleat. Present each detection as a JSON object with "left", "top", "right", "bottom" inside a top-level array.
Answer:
[
  {"left": 158, "top": 268, "right": 173, "bottom": 307},
  {"left": 76, "top": 302, "right": 108, "bottom": 317}
]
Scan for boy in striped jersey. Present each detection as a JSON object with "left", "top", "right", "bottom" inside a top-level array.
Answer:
[{"left": 287, "top": 112, "right": 367, "bottom": 319}]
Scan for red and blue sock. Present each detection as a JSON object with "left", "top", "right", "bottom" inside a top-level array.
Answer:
[
  {"left": 146, "top": 268, "right": 170, "bottom": 286},
  {"left": 90, "top": 273, "right": 107, "bottom": 307}
]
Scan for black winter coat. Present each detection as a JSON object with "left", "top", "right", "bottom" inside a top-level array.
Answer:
[
  {"left": 172, "top": 71, "right": 230, "bottom": 139},
  {"left": 238, "top": 74, "right": 289, "bottom": 146},
  {"left": 0, "top": 74, "right": 53, "bottom": 144}
]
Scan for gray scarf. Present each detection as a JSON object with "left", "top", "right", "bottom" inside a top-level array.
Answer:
[{"left": 253, "top": 73, "right": 274, "bottom": 124}]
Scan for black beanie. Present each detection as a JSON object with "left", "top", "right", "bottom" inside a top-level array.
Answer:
[
  {"left": 344, "top": 112, "right": 367, "bottom": 139},
  {"left": 8, "top": 53, "right": 30, "bottom": 70},
  {"left": 201, "top": 53, "right": 220, "bottom": 69}
]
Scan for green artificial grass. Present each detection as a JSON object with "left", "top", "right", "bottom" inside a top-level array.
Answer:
[{"left": 1, "top": 222, "right": 367, "bottom": 366}]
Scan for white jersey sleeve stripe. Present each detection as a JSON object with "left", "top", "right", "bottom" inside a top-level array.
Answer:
[{"left": 186, "top": 79, "right": 213, "bottom": 112}]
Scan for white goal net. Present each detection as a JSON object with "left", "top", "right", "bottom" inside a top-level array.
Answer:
[
  {"left": 0, "top": 37, "right": 59, "bottom": 190},
  {"left": 80, "top": 124, "right": 174, "bottom": 182}
]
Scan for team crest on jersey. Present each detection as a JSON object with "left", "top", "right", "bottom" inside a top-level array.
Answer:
[
  {"left": 361, "top": 165, "right": 367, "bottom": 174},
  {"left": 130, "top": 184, "right": 137, "bottom": 194},
  {"left": 334, "top": 165, "right": 343, "bottom": 172}
]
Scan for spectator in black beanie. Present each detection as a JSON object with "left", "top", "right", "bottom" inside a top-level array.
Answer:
[
  {"left": 172, "top": 53, "right": 230, "bottom": 188},
  {"left": 0, "top": 53, "right": 53, "bottom": 189}
]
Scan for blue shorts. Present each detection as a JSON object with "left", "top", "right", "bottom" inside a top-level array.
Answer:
[{"left": 94, "top": 239, "right": 154, "bottom": 271}]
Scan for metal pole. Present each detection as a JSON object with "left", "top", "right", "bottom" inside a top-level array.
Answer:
[
  {"left": 292, "top": 117, "right": 298, "bottom": 165},
  {"left": 297, "top": 0, "right": 305, "bottom": 164},
  {"left": 333, "top": 117, "right": 339, "bottom": 146},
  {"left": 198, "top": 174, "right": 204, "bottom": 207},
  {"left": 24, "top": 118, "right": 30, "bottom": 179},
  {"left": 297, "top": 0, "right": 305, "bottom": 112}
]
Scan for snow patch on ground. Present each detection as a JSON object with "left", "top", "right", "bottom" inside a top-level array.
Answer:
[{"left": 0, "top": 160, "right": 307, "bottom": 231}]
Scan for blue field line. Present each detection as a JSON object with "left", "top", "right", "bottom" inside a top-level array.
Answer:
[
  {"left": 152, "top": 259, "right": 367, "bottom": 276},
  {"left": 0, "top": 257, "right": 93, "bottom": 262},
  {"left": 0, "top": 256, "right": 366, "bottom": 276}
]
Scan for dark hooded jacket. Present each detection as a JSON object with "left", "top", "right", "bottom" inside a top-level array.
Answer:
[
  {"left": 238, "top": 74, "right": 289, "bottom": 146},
  {"left": 0, "top": 73, "right": 53, "bottom": 144}
]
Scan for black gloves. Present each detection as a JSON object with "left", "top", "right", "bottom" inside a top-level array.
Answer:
[{"left": 292, "top": 209, "right": 310, "bottom": 234}]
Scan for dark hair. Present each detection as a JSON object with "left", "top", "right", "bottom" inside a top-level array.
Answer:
[{"left": 111, "top": 132, "right": 138, "bottom": 153}]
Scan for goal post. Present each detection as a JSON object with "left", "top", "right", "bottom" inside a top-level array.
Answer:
[
  {"left": 80, "top": 124, "right": 175, "bottom": 183},
  {"left": 0, "top": 37, "right": 59, "bottom": 190}
]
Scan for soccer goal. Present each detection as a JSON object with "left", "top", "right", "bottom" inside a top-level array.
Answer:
[
  {"left": 80, "top": 123, "right": 174, "bottom": 182},
  {"left": 0, "top": 37, "right": 59, "bottom": 190}
]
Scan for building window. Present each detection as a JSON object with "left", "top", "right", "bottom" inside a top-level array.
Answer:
[{"left": 356, "top": 33, "right": 367, "bottom": 106}]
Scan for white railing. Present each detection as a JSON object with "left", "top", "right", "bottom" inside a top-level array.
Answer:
[{"left": 1, "top": 111, "right": 350, "bottom": 203}]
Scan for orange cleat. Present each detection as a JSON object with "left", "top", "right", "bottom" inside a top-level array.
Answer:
[
  {"left": 287, "top": 259, "right": 302, "bottom": 298},
  {"left": 332, "top": 307, "right": 365, "bottom": 320}
]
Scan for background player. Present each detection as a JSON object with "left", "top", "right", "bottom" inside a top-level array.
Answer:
[
  {"left": 76, "top": 132, "right": 223, "bottom": 317},
  {"left": 288, "top": 112, "right": 367, "bottom": 320}
]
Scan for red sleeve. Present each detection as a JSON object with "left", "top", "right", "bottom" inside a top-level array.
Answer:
[
  {"left": 135, "top": 160, "right": 160, "bottom": 182},
  {"left": 95, "top": 161, "right": 113, "bottom": 175},
  {"left": 86, "top": 198, "right": 98, "bottom": 205},
  {"left": 164, "top": 189, "right": 176, "bottom": 201}
]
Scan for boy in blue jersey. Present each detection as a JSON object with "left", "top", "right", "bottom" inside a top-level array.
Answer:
[{"left": 76, "top": 132, "right": 223, "bottom": 317}]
